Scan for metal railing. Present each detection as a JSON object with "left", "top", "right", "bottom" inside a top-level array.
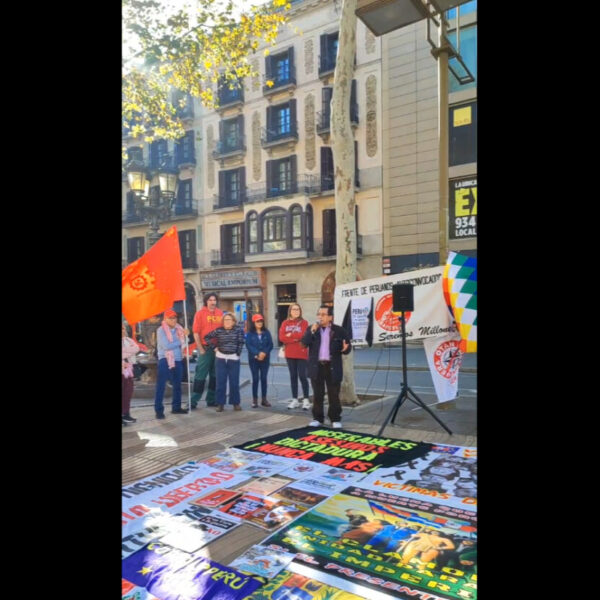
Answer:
[
  {"left": 263, "top": 65, "right": 296, "bottom": 94},
  {"left": 218, "top": 86, "right": 244, "bottom": 107},
  {"left": 173, "top": 199, "right": 199, "bottom": 217},
  {"left": 316, "top": 110, "right": 330, "bottom": 134},
  {"left": 210, "top": 249, "right": 245, "bottom": 266},
  {"left": 309, "top": 235, "right": 363, "bottom": 258},
  {"left": 212, "top": 135, "right": 246, "bottom": 158},
  {"left": 213, "top": 192, "right": 245, "bottom": 211},
  {"left": 318, "top": 55, "right": 336, "bottom": 77},
  {"left": 246, "top": 174, "right": 322, "bottom": 203},
  {"left": 261, "top": 124, "right": 298, "bottom": 146}
]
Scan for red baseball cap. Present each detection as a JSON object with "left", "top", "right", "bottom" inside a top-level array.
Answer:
[
  {"left": 252, "top": 314, "right": 264, "bottom": 322},
  {"left": 164, "top": 309, "right": 177, "bottom": 318}
]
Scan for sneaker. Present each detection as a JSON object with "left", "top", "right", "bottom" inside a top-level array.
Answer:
[
  {"left": 301, "top": 398, "right": 311, "bottom": 410},
  {"left": 251, "top": 401, "right": 258, "bottom": 408},
  {"left": 122, "top": 418, "right": 128, "bottom": 426},
  {"left": 122, "top": 414, "right": 137, "bottom": 423},
  {"left": 261, "top": 399, "right": 272, "bottom": 407},
  {"left": 308, "top": 420, "right": 322, "bottom": 427},
  {"left": 332, "top": 421, "right": 343, "bottom": 429},
  {"left": 233, "top": 405, "right": 242, "bottom": 411},
  {"left": 287, "top": 398, "right": 300, "bottom": 409},
  {"left": 155, "top": 413, "right": 165, "bottom": 419},
  {"left": 216, "top": 406, "right": 224, "bottom": 412},
  {"left": 171, "top": 408, "right": 188, "bottom": 414}
]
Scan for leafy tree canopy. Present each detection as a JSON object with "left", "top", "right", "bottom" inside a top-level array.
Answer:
[{"left": 123, "top": 0, "right": 291, "bottom": 146}]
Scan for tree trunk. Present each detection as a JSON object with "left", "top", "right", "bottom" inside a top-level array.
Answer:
[{"left": 331, "top": 0, "right": 359, "bottom": 406}]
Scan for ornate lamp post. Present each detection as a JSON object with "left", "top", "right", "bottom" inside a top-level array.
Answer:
[{"left": 125, "top": 153, "right": 180, "bottom": 384}]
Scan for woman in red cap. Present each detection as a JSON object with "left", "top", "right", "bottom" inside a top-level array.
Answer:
[{"left": 245, "top": 314, "right": 274, "bottom": 408}]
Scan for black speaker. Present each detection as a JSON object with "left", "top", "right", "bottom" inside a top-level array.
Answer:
[{"left": 392, "top": 283, "right": 414, "bottom": 312}]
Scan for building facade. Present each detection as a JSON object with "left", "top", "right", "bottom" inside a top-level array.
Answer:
[{"left": 123, "top": 0, "right": 384, "bottom": 337}]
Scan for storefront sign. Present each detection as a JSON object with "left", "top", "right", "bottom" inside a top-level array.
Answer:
[
  {"left": 449, "top": 177, "right": 477, "bottom": 240},
  {"left": 200, "top": 270, "right": 261, "bottom": 289}
]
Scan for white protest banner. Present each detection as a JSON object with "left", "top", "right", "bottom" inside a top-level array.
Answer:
[
  {"left": 423, "top": 332, "right": 463, "bottom": 404},
  {"left": 334, "top": 266, "right": 455, "bottom": 345}
]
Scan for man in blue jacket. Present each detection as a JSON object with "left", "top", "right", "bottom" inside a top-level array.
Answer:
[{"left": 301, "top": 305, "right": 351, "bottom": 429}]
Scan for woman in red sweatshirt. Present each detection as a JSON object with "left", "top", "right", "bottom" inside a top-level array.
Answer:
[{"left": 279, "top": 303, "right": 311, "bottom": 410}]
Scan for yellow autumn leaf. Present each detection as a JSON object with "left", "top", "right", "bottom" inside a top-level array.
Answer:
[{"left": 266, "top": 79, "right": 274, "bottom": 88}]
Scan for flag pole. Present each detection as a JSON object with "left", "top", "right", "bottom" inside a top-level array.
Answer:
[{"left": 183, "top": 299, "right": 191, "bottom": 414}]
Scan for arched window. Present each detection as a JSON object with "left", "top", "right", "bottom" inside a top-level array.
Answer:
[
  {"left": 262, "top": 208, "right": 287, "bottom": 252},
  {"left": 305, "top": 204, "right": 313, "bottom": 251},
  {"left": 291, "top": 205, "right": 303, "bottom": 249},
  {"left": 247, "top": 211, "right": 258, "bottom": 253}
]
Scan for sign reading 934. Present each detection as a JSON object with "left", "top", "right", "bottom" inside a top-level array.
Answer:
[{"left": 449, "top": 176, "right": 477, "bottom": 240}]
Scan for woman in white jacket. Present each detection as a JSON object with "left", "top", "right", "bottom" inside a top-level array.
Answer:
[{"left": 122, "top": 323, "right": 140, "bottom": 425}]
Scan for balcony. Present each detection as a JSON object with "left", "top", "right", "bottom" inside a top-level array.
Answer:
[
  {"left": 210, "top": 249, "right": 245, "bottom": 266},
  {"left": 309, "top": 236, "right": 363, "bottom": 260},
  {"left": 181, "top": 256, "right": 199, "bottom": 269},
  {"left": 261, "top": 124, "right": 298, "bottom": 150},
  {"left": 246, "top": 174, "right": 321, "bottom": 204},
  {"left": 263, "top": 67, "right": 296, "bottom": 96},
  {"left": 212, "top": 135, "right": 246, "bottom": 160},
  {"left": 217, "top": 86, "right": 244, "bottom": 111},
  {"left": 213, "top": 192, "right": 245, "bottom": 212},
  {"left": 319, "top": 55, "right": 336, "bottom": 79},
  {"left": 316, "top": 110, "right": 330, "bottom": 136},
  {"left": 172, "top": 199, "right": 199, "bottom": 218},
  {"left": 122, "top": 210, "right": 146, "bottom": 225}
]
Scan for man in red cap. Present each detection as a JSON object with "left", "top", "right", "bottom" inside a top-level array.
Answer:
[
  {"left": 245, "top": 313, "right": 274, "bottom": 408},
  {"left": 154, "top": 309, "right": 188, "bottom": 419},
  {"left": 191, "top": 293, "right": 223, "bottom": 408}
]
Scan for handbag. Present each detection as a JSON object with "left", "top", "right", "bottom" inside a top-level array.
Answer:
[{"left": 278, "top": 346, "right": 286, "bottom": 359}]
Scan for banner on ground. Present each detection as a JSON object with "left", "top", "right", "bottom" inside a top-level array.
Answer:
[
  {"left": 236, "top": 427, "right": 434, "bottom": 473},
  {"left": 265, "top": 486, "right": 477, "bottom": 600},
  {"left": 423, "top": 331, "right": 463, "bottom": 404},
  {"left": 334, "top": 267, "right": 456, "bottom": 345}
]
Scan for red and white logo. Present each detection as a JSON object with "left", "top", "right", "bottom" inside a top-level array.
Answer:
[
  {"left": 433, "top": 340, "right": 462, "bottom": 383},
  {"left": 375, "top": 294, "right": 411, "bottom": 332}
]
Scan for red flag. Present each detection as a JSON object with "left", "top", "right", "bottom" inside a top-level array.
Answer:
[{"left": 122, "top": 226, "right": 185, "bottom": 324}]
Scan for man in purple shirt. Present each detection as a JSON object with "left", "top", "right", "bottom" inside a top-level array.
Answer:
[{"left": 301, "top": 305, "right": 351, "bottom": 429}]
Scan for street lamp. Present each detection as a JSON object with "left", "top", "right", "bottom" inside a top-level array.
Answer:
[
  {"left": 355, "top": 0, "right": 471, "bottom": 265},
  {"left": 126, "top": 155, "right": 179, "bottom": 247}
]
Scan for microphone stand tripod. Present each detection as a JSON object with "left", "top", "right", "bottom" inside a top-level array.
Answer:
[{"left": 378, "top": 312, "right": 452, "bottom": 436}]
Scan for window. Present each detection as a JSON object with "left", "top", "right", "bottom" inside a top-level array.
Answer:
[
  {"left": 218, "top": 167, "right": 246, "bottom": 206},
  {"left": 448, "top": 25, "right": 477, "bottom": 93},
  {"left": 291, "top": 205, "right": 303, "bottom": 249},
  {"left": 127, "top": 237, "right": 145, "bottom": 263},
  {"left": 321, "top": 146, "right": 334, "bottom": 191},
  {"left": 247, "top": 212, "right": 258, "bottom": 253},
  {"left": 218, "top": 76, "right": 244, "bottom": 105},
  {"left": 265, "top": 47, "right": 295, "bottom": 90},
  {"left": 262, "top": 208, "right": 287, "bottom": 252},
  {"left": 175, "top": 130, "right": 195, "bottom": 165},
  {"left": 449, "top": 101, "right": 477, "bottom": 166},
  {"left": 220, "top": 223, "right": 244, "bottom": 264},
  {"left": 267, "top": 156, "right": 297, "bottom": 197},
  {"left": 266, "top": 100, "right": 296, "bottom": 142},
  {"left": 178, "top": 229, "right": 197, "bottom": 268},
  {"left": 150, "top": 140, "right": 168, "bottom": 169},
  {"left": 320, "top": 31, "right": 339, "bottom": 74},
  {"left": 305, "top": 205, "right": 314, "bottom": 251},
  {"left": 175, "top": 180, "right": 193, "bottom": 214},
  {"left": 127, "top": 146, "right": 143, "bottom": 163},
  {"left": 447, "top": 0, "right": 476, "bottom": 19},
  {"left": 173, "top": 90, "right": 194, "bottom": 118},
  {"left": 323, "top": 208, "right": 336, "bottom": 256},
  {"left": 220, "top": 116, "right": 244, "bottom": 153}
]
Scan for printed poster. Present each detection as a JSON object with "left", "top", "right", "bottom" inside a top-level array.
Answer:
[
  {"left": 246, "top": 498, "right": 309, "bottom": 531},
  {"left": 236, "top": 427, "right": 433, "bottom": 473},
  {"left": 271, "top": 484, "right": 328, "bottom": 508},
  {"left": 266, "top": 486, "right": 477, "bottom": 600},
  {"left": 189, "top": 489, "right": 242, "bottom": 509},
  {"left": 237, "top": 476, "right": 295, "bottom": 496},
  {"left": 229, "top": 544, "right": 295, "bottom": 579}
]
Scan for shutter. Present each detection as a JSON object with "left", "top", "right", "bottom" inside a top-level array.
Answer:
[
  {"left": 320, "top": 34, "right": 327, "bottom": 71},
  {"left": 290, "top": 155, "right": 297, "bottom": 194},
  {"left": 355, "top": 204, "right": 359, "bottom": 235},
  {"left": 266, "top": 159, "right": 273, "bottom": 196},
  {"left": 354, "top": 140, "right": 359, "bottom": 188},
  {"left": 220, "top": 224, "right": 228, "bottom": 263},
  {"left": 239, "top": 167, "right": 246, "bottom": 203},
  {"left": 288, "top": 46, "right": 295, "bottom": 82},
  {"left": 218, "top": 170, "right": 225, "bottom": 205},
  {"left": 189, "top": 230, "right": 196, "bottom": 263},
  {"left": 350, "top": 79, "right": 357, "bottom": 122},
  {"left": 219, "top": 120, "right": 224, "bottom": 148},
  {"left": 266, "top": 105, "right": 273, "bottom": 135},
  {"left": 238, "top": 114, "right": 244, "bottom": 148},
  {"left": 265, "top": 54, "right": 273, "bottom": 81},
  {"left": 322, "top": 87, "right": 333, "bottom": 125},
  {"left": 321, "top": 146, "right": 333, "bottom": 190},
  {"left": 188, "top": 130, "right": 195, "bottom": 162},
  {"left": 289, "top": 98, "right": 297, "bottom": 136},
  {"left": 239, "top": 224, "right": 245, "bottom": 259},
  {"left": 178, "top": 230, "right": 185, "bottom": 265},
  {"left": 323, "top": 209, "right": 336, "bottom": 256}
]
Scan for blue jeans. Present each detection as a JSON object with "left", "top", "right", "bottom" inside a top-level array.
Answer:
[
  {"left": 155, "top": 358, "right": 182, "bottom": 414},
  {"left": 249, "top": 357, "right": 270, "bottom": 399},
  {"left": 215, "top": 358, "right": 241, "bottom": 406},
  {"left": 286, "top": 357, "right": 309, "bottom": 398}
]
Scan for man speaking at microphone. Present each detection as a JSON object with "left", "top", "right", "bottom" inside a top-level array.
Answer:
[{"left": 301, "top": 305, "right": 351, "bottom": 429}]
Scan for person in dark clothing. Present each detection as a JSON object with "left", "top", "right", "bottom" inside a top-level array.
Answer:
[
  {"left": 245, "top": 314, "right": 273, "bottom": 408},
  {"left": 204, "top": 313, "right": 245, "bottom": 412},
  {"left": 301, "top": 305, "right": 351, "bottom": 429}
]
